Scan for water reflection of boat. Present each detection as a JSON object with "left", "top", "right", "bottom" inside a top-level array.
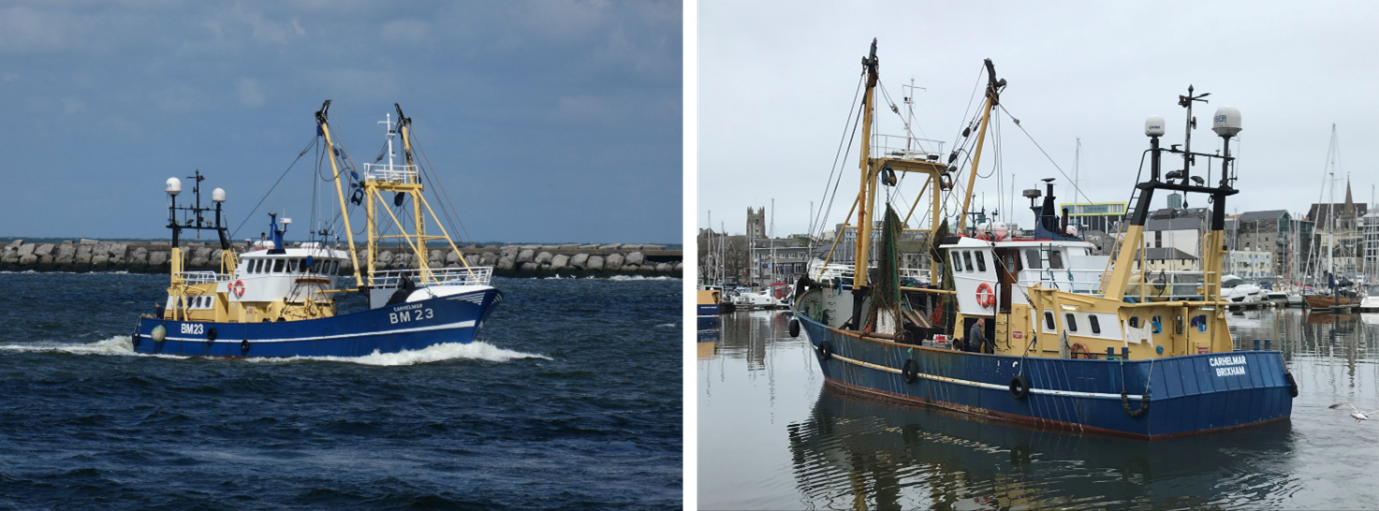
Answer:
[{"left": 786, "top": 386, "right": 1298, "bottom": 510}]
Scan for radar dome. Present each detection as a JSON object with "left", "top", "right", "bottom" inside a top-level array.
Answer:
[
  {"left": 165, "top": 177, "right": 182, "bottom": 196},
  {"left": 1145, "top": 115, "right": 1165, "bottom": 137},
  {"left": 211, "top": 187, "right": 226, "bottom": 203},
  {"left": 1212, "top": 106, "right": 1241, "bottom": 137}
]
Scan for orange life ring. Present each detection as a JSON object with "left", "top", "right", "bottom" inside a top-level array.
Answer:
[
  {"left": 975, "top": 282, "right": 996, "bottom": 308},
  {"left": 231, "top": 280, "right": 246, "bottom": 298},
  {"left": 1070, "top": 341, "right": 1090, "bottom": 359}
]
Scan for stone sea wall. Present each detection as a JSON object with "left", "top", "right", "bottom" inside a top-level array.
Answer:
[{"left": 0, "top": 239, "right": 683, "bottom": 278}]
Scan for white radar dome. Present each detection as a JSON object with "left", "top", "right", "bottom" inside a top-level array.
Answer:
[
  {"left": 1145, "top": 116, "right": 1165, "bottom": 137},
  {"left": 211, "top": 187, "right": 226, "bottom": 203},
  {"left": 281, "top": 217, "right": 292, "bottom": 225},
  {"left": 1212, "top": 106, "right": 1241, "bottom": 137},
  {"left": 165, "top": 177, "right": 182, "bottom": 196}
]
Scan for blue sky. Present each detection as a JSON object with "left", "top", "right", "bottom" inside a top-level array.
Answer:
[{"left": 0, "top": 1, "right": 681, "bottom": 243}]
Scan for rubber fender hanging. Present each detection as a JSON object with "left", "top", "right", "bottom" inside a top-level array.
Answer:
[
  {"left": 151, "top": 325, "right": 166, "bottom": 343},
  {"left": 206, "top": 327, "right": 217, "bottom": 342},
  {"left": 1009, "top": 375, "right": 1030, "bottom": 399},
  {"left": 393, "top": 192, "right": 406, "bottom": 207},
  {"left": 789, "top": 319, "right": 800, "bottom": 338},
  {"left": 240, "top": 339, "right": 250, "bottom": 353},
  {"left": 902, "top": 359, "right": 919, "bottom": 384},
  {"left": 132, "top": 332, "right": 141, "bottom": 348},
  {"left": 817, "top": 341, "right": 833, "bottom": 361},
  {"left": 350, "top": 187, "right": 364, "bottom": 205},
  {"left": 1121, "top": 391, "right": 1150, "bottom": 418},
  {"left": 1285, "top": 372, "right": 1298, "bottom": 398}
]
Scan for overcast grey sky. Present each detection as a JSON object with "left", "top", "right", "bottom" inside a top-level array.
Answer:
[{"left": 698, "top": 1, "right": 1379, "bottom": 237}]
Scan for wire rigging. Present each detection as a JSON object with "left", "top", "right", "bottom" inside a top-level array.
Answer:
[{"left": 231, "top": 136, "right": 318, "bottom": 239}]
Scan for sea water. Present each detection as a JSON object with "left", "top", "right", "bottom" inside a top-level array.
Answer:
[{"left": 0, "top": 272, "right": 681, "bottom": 510}]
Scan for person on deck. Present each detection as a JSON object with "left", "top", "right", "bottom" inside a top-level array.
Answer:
[{"left": 968, "top": 318, "right": 990, "bottom": 354}]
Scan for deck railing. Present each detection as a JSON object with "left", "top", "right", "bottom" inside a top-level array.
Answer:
[
  {"left": 372, "top": 266, "right": 493, "bottom": 288},
  {"left": 868, "top": 134, "right": 946, "bottom": 162},
  {"left": 363, "top": 163, "right": 418, "bottom": 183}
]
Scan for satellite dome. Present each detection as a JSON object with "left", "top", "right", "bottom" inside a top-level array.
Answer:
[
  {"left": 212, "top": 187, "right": 226, "bottom": 203},
  {"left": 166, "top": 177, "right": 182, "bottom": 196},
  {"left": 1145, "top": 115, "right": 1165, "bottom": 137},
  {"left": 1212, "top": 106, "right": 1241, "bottom": 137}
]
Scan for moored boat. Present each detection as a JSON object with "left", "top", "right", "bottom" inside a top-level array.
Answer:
[
  {"left": 790, "top": 40, "right": 1295, "bottom": 439},
  {"left": 132, "top": 102, "right": 501, "bottom": 357}
]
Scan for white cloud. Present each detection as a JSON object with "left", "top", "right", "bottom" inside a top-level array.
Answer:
[
  {"left": 291, "top": 18, "right": 306, "bottom": 36},
  {"left": 237, "top": 78, "right": 265, "bottom": 107}
]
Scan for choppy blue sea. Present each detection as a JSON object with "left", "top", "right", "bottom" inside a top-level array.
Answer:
[{"left": 0, "top": 273, "right": 682, "bottom": 510}]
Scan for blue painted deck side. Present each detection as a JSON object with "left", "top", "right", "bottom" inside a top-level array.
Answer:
[
  {"left": 134, "top": 289, "right": 501, "bottom": 357},
  {"left": 796, "top": 311, "right": 1292, "bottom": 438}
]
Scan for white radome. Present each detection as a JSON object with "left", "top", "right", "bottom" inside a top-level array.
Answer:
[
  {"left": 282, "top": 217, "right": 293, "bottom": 225},
  {"left": 212, "top": 187, "right": 226, "bottom": 203},
  {"left": 1145, "top": 115, "right": 1165, "bottom": 137},
  {"left": 1212, "top": 106, "right": 1242, "bottom": 137},
  {"left": 166, "top": 177, "right": 182, "bottom": 196}
]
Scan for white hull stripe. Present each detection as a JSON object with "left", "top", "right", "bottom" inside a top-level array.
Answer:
[
  {"left": 829, "top": 353, "right": 1144, "bottom": 401},
  {"left": 160, "top": 320, "right": 476, "bottom": 344}
]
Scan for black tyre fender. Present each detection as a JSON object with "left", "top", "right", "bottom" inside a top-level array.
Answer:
[
  {"left": 817, "top": 341, "right": 832, "bottom": 361},
  {"left": 902, "top": 359, "right": 919, "bottom": 384},
  {"left": 789, "top": 319, "right": 800, "bottom": 338},
  {"left": 206, "top": 327, "right": 217, "bottom": 343},
  {"left": 131, "top": 332, "right": 141, "bottom": 348},
  {"left": 240, "top": 339, "right": 250, "bottom": 353},
  {"left": 1009, "top": 374, "right": 1030, "bottom": 399},
  {"left": 1285, "top": 372, "right": 1298, "bottom": 398}
]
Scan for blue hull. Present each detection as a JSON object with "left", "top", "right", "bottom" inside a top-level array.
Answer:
[
  {"left": 796, "top": 311, "right": 1293, "bottom": 439},
  {"left": 134, "top": 289, "right": 501, "bottom": 357}
]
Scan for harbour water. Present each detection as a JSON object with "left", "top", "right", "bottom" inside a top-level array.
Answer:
[
  {"left": 0, "top": 272, "right": 681, "bottom": 510},
  {"left": 699, "top": 309, "right": 1379, "bottom": 510}
]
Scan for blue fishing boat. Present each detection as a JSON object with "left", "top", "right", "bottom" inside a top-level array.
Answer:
[
  {"left": 132, "top": 102, "right": 501, "bottom": 357},
  {"left": 790, "top": 40, "right": 1295, "bottom": 439}
]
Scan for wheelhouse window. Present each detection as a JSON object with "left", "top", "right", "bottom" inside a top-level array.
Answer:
[
  {"left": 1048, "top": 249, "right": 1064, "bottom": 269},
  {"left": 1025, "top": 249, "right": 1043, "bottom": 270},
  {"left": 1065, "top": 313, "right": 1078, "bottom": 332},
  {"left": 1129, "top": 316, "right": 1140, "bottom": 328},
  {"left": 273, "top": 259, "right": 285, "bottom": 273},
  {"left": 1044, "top": 311, "right": 1056, "bottom": 330},
  {"left": 962, "top": 251, "right": 974, "bottom": 272},
  {"left": 952, "top": 254, "right": 963, "bottom": 273},
  {"left": 975, "top": 251, "right": 987, "bottom": 272},
  {"left": 1090, "top": 315, "right": 1101, "bottom": 334}
]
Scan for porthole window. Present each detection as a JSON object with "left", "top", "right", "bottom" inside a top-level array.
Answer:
[
  {"left": 1129, "top": 316, "right": 1140, "bottom": 328},
  {"left": 1044, "top": 311, "right": 1056, "bottom": 330},
  {"left": 1048, "top": 249, "right": 1065, "bottom": 269},
  {"left": 975, "top": 251, "right": 987, "bottom": 272},
  {"left": 1090, "top": 315, "right": 1101, "bottom": 334},
  {"left": 962, "top": 251, "right": 974, "bottom": 272},
  {"left": 1065, "top": 313, "right": 1078, "bottom": 332},
  {"left": 1025, "top": 249, "right": 1043, "bottom": 270},
  {"left": 1151, "top": 315, "right": 1163, "bottom": 334}
]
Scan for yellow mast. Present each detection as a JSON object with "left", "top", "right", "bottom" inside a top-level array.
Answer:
[
  {"left": 854, "top": 40, "right": 879, "bottom": 289},
  {"left": 315, "top": 101, "right": 366, "bottom": 290},
  {"left": 956, "top": 59, "right": 1003, "bottom": 234}
]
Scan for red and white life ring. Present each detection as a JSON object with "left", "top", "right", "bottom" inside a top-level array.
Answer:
[
  {"left": 231, "top": 280, "right": 246, "bottom": 298},
  {"left": 975, "top": 282, "right": 996, "bottom": 308}
]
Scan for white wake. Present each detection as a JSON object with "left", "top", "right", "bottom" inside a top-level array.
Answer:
[{"left": 0, "top": 336, "right": 548, "bottom": 366}]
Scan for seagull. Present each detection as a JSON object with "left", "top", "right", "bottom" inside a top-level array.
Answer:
[{"left": 1329, "top": 402, "right": 1379, "bottom": 422}]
